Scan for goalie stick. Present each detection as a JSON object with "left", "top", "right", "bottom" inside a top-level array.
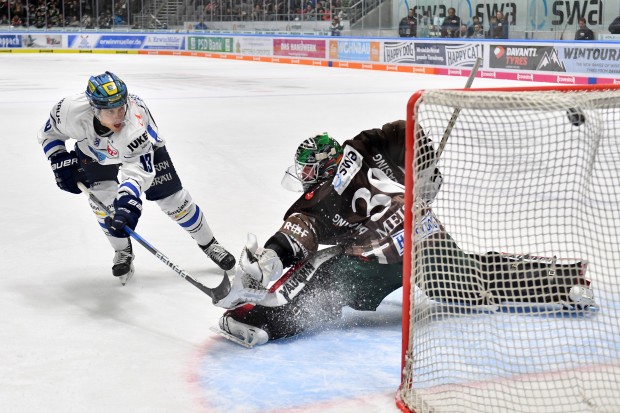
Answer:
[
  {"left": 77, "top": 182, "right": 231, "bottom": 303},
  {"left": 435, "top": 57, "right": 483, "bottom": 159}
]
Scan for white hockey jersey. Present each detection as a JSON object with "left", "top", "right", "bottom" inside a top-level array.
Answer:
[{"left": 38, "top": 93, "right": 165, "bottom": 199}]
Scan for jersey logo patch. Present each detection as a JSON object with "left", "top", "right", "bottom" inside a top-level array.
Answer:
[
  {"left": 332, "top": 146, "right": 362, "bottom": 195},
  {"left": 414, "top": 211, "right": 440, "bottom": 242},
  {"left": 107, "top": 143, "right": 119, "bottom": 158},
  {"left": 88, "top": 146, "right": 107, "bottom": 162},
  {"left": 391, "top": 229, "right": 405, "bottom": 256}
]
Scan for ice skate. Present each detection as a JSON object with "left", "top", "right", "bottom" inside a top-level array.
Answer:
[
  {"left": 568, "top": 282, "right": 595, "bottom": 308},
  {"left": 559, "top": 261, "right": 596, "bottom": 309},
  {"left": 201, "top": 238, "right": 236, "bottom": 271},
  {"left": 112, "top": 241, "right": 134, "bottom": 286},
  {"left": 214, "top": 314, "right": 269, "bottom": 348}
]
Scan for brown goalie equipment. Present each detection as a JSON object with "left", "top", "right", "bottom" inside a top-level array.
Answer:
[
  {"left": 222, "top": 245, "right": 344, "bottom": 341},
  {"left": 419, "top": 249, "right": 591, "bottom": 310}
]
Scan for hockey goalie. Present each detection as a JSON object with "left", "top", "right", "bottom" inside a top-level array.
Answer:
[{"left": 213, "top": 120, "right": 595, "bottom": 347}]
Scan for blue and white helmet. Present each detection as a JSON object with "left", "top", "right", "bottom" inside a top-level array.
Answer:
[{"left": 85, "top": 71, "right": 128, "bottom": 109}]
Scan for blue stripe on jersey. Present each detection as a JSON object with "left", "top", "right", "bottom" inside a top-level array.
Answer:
[
  {"left": 147, "top": 124, "right": 161, "bottom": 143},
  {"left": 180, "top": 205, "right": 201, "bottom": 228},
  {"left": 43, "top": 140, "right": 64, "bottom": 154},
  {"left": 120, "top": 181, "right": 140, "bottom": 198}
]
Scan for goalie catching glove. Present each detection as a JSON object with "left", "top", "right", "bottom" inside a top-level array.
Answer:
[
  {"left": 213, "top": 233, "right": 284, "bottom": 309},
  {"left": 239, "top": 233, "right": 283, "bottom": 288}
]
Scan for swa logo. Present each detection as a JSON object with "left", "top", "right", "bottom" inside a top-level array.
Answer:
[{"left": 494, "top": 46, "right": 505, "bottom": 59}]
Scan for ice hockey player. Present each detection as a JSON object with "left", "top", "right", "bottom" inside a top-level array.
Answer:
[
  {"left": 38, "top": 71, "right": 235, "bottom": 284},
  {"left": 214, "top": 120, "right": 595, "bottom": 347}
]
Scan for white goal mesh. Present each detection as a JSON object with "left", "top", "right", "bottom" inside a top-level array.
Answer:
[{"left": 397, "top": 85, "right": 620, "bottom": 413}]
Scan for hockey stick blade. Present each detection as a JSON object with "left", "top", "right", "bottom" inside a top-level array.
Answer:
[
  {"left": 77, "top": 182, "right": 231, "bottom": 303},
  {"left": 186, "top": 271, "right": 231, "bottom": 302}
]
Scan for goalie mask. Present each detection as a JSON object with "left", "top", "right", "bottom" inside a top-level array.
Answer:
[
  {"left": 281, "top": 133, "right": 343, "bottom": 192},
  {"left": 86, "top": 71, "right": 128, "bottom": 109}
]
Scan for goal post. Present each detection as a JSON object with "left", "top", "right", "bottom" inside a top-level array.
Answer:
[{"left": 398, "top": 84, "right": 620, "bottom": 413}]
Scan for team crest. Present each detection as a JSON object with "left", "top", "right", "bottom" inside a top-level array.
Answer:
[{"left": 107, "top": 143, "right": 119, "bottom": 158}]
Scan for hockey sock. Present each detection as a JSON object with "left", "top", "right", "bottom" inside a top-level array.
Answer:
[{"left": 155, "top": 189, "right": 214, "bottom": 245}]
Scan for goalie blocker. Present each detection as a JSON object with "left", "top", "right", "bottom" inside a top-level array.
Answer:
[{"left": 218, "top": 229, "right": 594, "bottom": 347}]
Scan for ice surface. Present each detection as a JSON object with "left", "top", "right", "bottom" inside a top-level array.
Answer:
[{"left": 0, "top": 53, "right": 550, "bottom": 413}]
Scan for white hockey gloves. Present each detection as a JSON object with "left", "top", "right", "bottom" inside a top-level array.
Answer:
[
  {"left": 213, "top": 234, "right": 284, "bottom": 309},
  {"left": 214, "top": 265, "right": 269, "bottom": 309},
  {"left": 414, "top": 164, "right": 443, "bottom": 205},
  {"left": 239, "top": 233, "right": 283, "bottom": 288}
]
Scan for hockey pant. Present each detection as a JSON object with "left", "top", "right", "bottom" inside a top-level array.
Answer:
[
  {"left": 76, "top": 145, "right": 216, "bottom": 250},
  {"left": 227, "top": 252, "right": 404, "bottom": 340},
  {"left": 417, "top": 233, "right": 588, "bottom": 308}
]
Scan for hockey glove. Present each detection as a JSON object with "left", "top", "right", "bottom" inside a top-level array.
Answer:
[
  {"left": 214, "top": 265, "right": 269, "bottom": 309},
  {"left": 240, "top": 233, "right": 283, "bottom": 288},
  {"left": 105, "top": 195, "right": 143, "bottom": 238},
  {"left": 49, "top": 151, "right": 89, "bottom": 194},
  {"left": 415, "top": 166, "right": 443, "bottom": 205}
]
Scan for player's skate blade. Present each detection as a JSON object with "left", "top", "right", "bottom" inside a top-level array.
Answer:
[{"left": 118, "top": 265, "right": 135, "bottom": 286}]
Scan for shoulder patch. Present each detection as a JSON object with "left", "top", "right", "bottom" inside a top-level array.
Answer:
[{"left": 332, "top": 145, "right": 363, "bottom": 195}]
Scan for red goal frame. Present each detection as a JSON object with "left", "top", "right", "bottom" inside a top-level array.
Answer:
[{"left": 398, "top": 82, "right": 620, "bottom": 413}]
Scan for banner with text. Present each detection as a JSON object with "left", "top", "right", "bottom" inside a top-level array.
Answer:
[
  {"left": 489, "top": 44, "right": 566, "bottom": 72},
  {"left": 273, "top": 39, "right": 326, "bottom": 58},
  {"left": 329, "top": 39, "right": 380, "bottom": 61},
  {"left": 188, "top": 36, "right": 234, "bottom": 52}
]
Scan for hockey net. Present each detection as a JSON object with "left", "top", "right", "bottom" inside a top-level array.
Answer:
[{"left": 398, "top": 84, "right": 620, "bottom": 413}]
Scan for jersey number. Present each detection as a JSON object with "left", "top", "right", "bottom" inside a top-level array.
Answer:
[
  {"left": 352, "top": 189, "right": 391, "bottom": 221},
  {"left": 140, "top": 153, "right": 153, "bottom": 173},
  {"left": 351, "top": 169, "right": 393, "bottom": 222}
]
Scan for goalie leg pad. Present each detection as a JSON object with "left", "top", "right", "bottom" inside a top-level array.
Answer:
[
  {"left": 418, "top": 236, "right": 488, "bottom": 306},
  {"left": 229, "top": 287, "right": 345, "bottom": 340},
  {"left": 482, "top": 252, "right": 593, "bottom": 308},
  {"left": 228, "top": 251, "right": 346, "bottom": 340}
]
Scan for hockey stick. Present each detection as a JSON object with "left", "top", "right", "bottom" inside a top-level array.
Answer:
[
  {"left": 559, "top": 18, "right": 570, "bottom": 40},
  {"left": 435, "top": 57, "right": 483, "bottom": 159},
  {"left": 77, "top": 182, "right": 231, "bottom": 303}
]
